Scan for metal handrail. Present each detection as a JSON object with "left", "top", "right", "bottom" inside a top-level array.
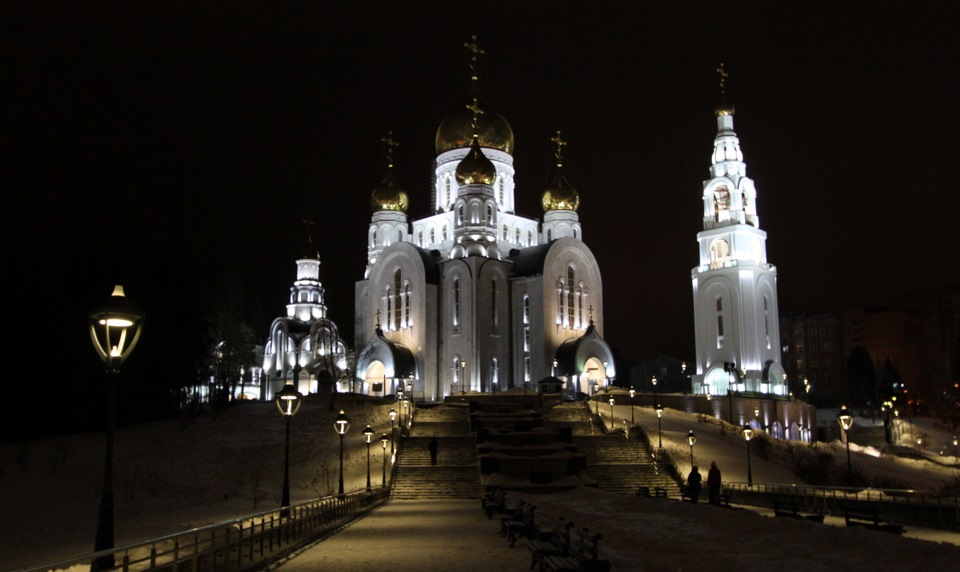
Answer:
[{"left": 19, "top": 487, "right": 390, "bottom": 572}]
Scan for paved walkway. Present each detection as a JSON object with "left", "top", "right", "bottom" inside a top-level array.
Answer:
[{"left": 267, "top": 499, "right": 529, "bottom": 571}]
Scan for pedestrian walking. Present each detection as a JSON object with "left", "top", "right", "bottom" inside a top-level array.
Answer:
[
  {"left": 687, "top": 466, "right": 702, "bottom": 503},
  {"left": 428, "top": 437, "right": 439, "bottom": 466},
  {"left": 707, "top": 461, "right": 721, "bottom": 505}
]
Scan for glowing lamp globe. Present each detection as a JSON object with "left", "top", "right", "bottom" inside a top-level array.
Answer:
[
  {"left": 89, "top": 285, "right": 144, "bottom": 371},
  {"left": 275, "top": 382, "right": 302, "bottom": 417},
  {"left": 334, "top": 410, "right": 351, "bottom": 435}
]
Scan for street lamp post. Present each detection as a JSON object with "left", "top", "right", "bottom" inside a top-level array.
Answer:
[
  {"left": 380, "top": 434, "right": 389, "bottom": 486},
  {"left": 837, "top": 405, "right": 854, "bottom": 486},
  {"left": 89, "top": 285, "right": 143, "bottom": 571},
  {"left": 334, "top": 410, "right": 351, "bottom": 495},
  {"left": 651, "top": 375, "right": 658, "bottom": 408},
  {"left": 609, "top": 397, "right": 615, "bottom": 430},
  {"left": 389, "top": 408, "right": 397, "bottom": 461},
  {"left": 460, "top": 360, "right": 466, "bottom": 394},
  {"left": 362, "top": 425, "right": 374, "bottom": 492},
  {"left": 655, "top": 404, "right": 664, "bottom": 449},
  {"left": 275, "top": 382, "right": 302, "bottom": 517},
  {"left": 629, "top": 388, "right": 636, "bottom": 426},
  {"left": 953, "top": 436, "right": 958, "bottom": 467},
  {"left": 742, "top": 425, "right": 754, "bottom": 486},
  {"left": 687, "top": 430, "right": 697, "bottom": 467}
]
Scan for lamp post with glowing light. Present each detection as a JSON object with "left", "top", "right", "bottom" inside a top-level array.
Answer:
[
  {"left": 629, "top": 388, "right": 636, "bottom": 426},
  {"left": 389, "top": 408, "right": 397, "bottom": 460},
  {"left": 608, "top": 397, "right": 615, "bottom": 430},
  {"left": 334, "top": 410, "right": 350, "bottom": 495},
  {"left": 380, "top": 434, "right": 389, "bottom": 486},
  {"left": 655, "top": 404, "right": 664, "bottom": 449},
  {"left": 837, "top": 405, "right": 854, "bottom": 486},
  {"left": 275, "top": 382, "right": 302, "bottom": 517},
  {"left": 742, "top": 425, "right": 754, "bottom": 486},
  {"left": 953, "top": 436, "right": 958, "bottom": 466},
  {"left": 687, "top": 430, "right": 697, "bottom": 467},
  {"left": 651, "top": 375, "right": 658, "bottom": 408},
  {"left": 89, "top": 285, "right": 143, "bottom": 570},
  {"left": 460, "top": 360, "right": 466, "bottom": 394},
  {"left": 362, "top": 425, "right": 374, "bottom": 492}
]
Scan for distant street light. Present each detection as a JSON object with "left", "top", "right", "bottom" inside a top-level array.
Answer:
[
  {"left": 275, "top": 381, "right": 302, "bottom": 517},
  {"left": 460, "top": 360, "right": 466, "bottom": 394},
  {"left": 629, "top": 388, "right": 636, "bottom": 426},
  {"left": 687, "top": 430, "right": 697, "bottom": 467},
  {"left": 334, "top": 410, "right": 351, "bottom": 495},
  {"left": 380, "top": 433, "right": 389, "bottom": 486},
  {"left": 742, "top": 425, "right": 754, "bottom": 486},
  {"left": 837, "top": 405, "right": 854, "bottom": 486},
  {"left": 89, "top": 285, "right": 143, "bottom": 571},
  {"left": 651, "top": 375, "right": 658, "bottom": 407},
  {"left": 389, "top": 408, "right": 397, "bottom": 461},
  {"left": 362, "top": 425, "right": 374, "bottom": 492},
  {"left": 953, "top": 436, "right": 958, "bottom": 466},
  {"left": 656, "top": 404, "right": 664, "bottom": 449},
  {"left": 609, "top": 397, "right": 615, "bottom": 430}
]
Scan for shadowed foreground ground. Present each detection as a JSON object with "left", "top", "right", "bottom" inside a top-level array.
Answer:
[{"left": 267, "top": 499, "right": 528, "bottom": 571}]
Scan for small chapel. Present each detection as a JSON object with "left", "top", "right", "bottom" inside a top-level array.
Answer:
[{"left": 353, "top": 38, "right": 615, "bottom": 402}]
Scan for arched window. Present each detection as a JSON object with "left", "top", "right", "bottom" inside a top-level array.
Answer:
[
  {"left": 385, "top": 285, "right": 392, "bottom": 330},
  {"left": 393, "top": 269, "right": 402, "bottom": 330},
  {"left": 372, "top": 229, "right": 377, "bottom": 248},
  {"left": 502, "top": 224, "right": 508, "bottom": 240},
  {"left": 487, "top": 204, "right": 494, "bottom": 224},
  {"left": 498, "top": 178, "right": 504, "bottom": 204},
  {"left": 417, "top": 230, "right": 423, "bottom": 246},
  {"left": 763, "top": 296, "right": 770, "bottom": 349},
  {"left": 547, "top": 229, "right": 552, "bottom": 241},
  {"left": 523, "top": 294, "right": 530, "bottom": 324},
  {"left": 714, "top": 186, "right": 731, "bottom": 221},
  {"left": 576, "top": 285, "right": 584, "bottom": 329},
  {"left": 527, "top": 230, "right": 532, "bottom": 245},
  {"left": 490, "top": 357, "right": 499, "bottom": 387},
  {"left": 430, "top": 228, "right": 436, "bottom": 243},
  {"left": 515, "top": 228, "right": 520, "bottom": 243},
  {"left": 442, "top": 225, "right": 448, "bottom": 241},
  {"left": 452, "top": 355, "right": 461, "bottom": 384},
  {"left": 717, "top": 296, "right": 724, "bottom": 348},
  {"left": 404, "top": 283, "right": 412, "bottom": 328},
  {"left": 453, "top": 277, "right": 460, "bottom": 327},
  {"left": 445, "top": 177, "right": 451, "bottom": 207},
  {"left": 398, "top": 229, "right": 403, "bottom": 242},
  {"left": 457, "top": 204, "right": 464, "bottom": 225},
  {"left": 490, "top": 278, "right": 498, "bottom": 327},
  {"left": 567, "top": 266, "right": 576, "bottom": 328},
  {"left": 573, "top": 228, "right": 578, "bottom": 239}
]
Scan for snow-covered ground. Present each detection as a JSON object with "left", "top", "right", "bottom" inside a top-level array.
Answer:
[{"left": 2, "top": 394, "right": 959, "bottom": 570}]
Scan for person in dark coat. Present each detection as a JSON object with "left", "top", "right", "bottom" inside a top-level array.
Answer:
[
  {"left": 707, "top": 461, "right": 722, "bottom": 505},
  {"left": 428, "top": 437, "right": 439, "bottom": 466},
  {"left": 687, "top": 466, "right": 702, "bottom": 503}
]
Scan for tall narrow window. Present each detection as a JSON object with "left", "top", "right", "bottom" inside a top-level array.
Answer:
[
  {"left": 547, "top": 229, "right": 552, "bottom": 241},
  {"left": 523, "top": 294, "right": 530, "bottom": 324},
  {"left": 372, "top": 230, "right": 378, "bottom": 248},
  {"left": 527, "top": 230, "right": 532, "bottom": 246},
  {"left": 445, "top": 178, "right": 451, "bottom": 207},
  {"left": 491, "top": 357, "right": 499, "bottom": 386},
  {"left": 404, "top": 283, "right": 412, "bottom": 328},
  {"left": 457, "top": 204, "right": 464, "bottom": 225},
  {"left": 394, "top": 269, "right": 402, "bottom": 330},
  {"left": 430, "top": 228, "right": 435, "bottom": 243},
  {"left": 487, "top": 204, "right": 494, "bottom": 225},
  {"left": 491, "top": 278, "right": 497, "bottom": 327},
  {"left": 398, "top": 229, "right": 403, "bottom": 242},
  {"left": 417, "top": 230, "right": 423, "bottom": 246},
  {"left": 502, "top": 224, "right": 508, "bottom": 240},
  {"left": 442, "top": 225, "right": 448, "bottom": 241},
  {"left": 577, "top": 286, "right": 584, "bottom": 328},
  {"left": 567, "top": 267, "right": 576, "bottom": 328},
  {"left": 453, "top": 277, "right": 460, "bottom": 327},
  {"left": 515, "top": 228, "right": 520, "bottom": 243},
  {"left": 524, "top": 326, "right": 531, "bottom": 351},
  {"left": 385, "top": 286, "right": 392, "bottom": 330},
  {"left": 498, "top": 178, "right": 504, "bottom": 204},
  {"left": 452, "top": 355, "right": 460, "bottom": 384},
  {"left": 524, "top": 357, "right": 531, "bottom": 382},
  {"left": 763, "top": 297, "right": 770, "bottom": 349},
  {"left": 717, "top": 296, "right": 724, "bottom": 348}
]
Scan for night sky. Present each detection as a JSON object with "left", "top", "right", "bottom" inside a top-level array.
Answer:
[{"left": 4, "top": 3, "right": 958, "bottom": 438}]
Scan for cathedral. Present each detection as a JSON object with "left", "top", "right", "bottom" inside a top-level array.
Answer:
[
  {"left": 690, "top": 66, "right": 787, "bottom": 397},
  {"left": 353, "top": 38, "right": 615, "bottom": 402}
]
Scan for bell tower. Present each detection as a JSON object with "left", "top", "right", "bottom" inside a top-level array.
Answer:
[{"left": 691, "top": 64, "right": 787, "bottom": 397}]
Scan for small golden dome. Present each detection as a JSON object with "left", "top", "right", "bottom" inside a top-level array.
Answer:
[
  {"left": 370, "top": 169, "right": 408, "bottom": 213},
  {"left": 714, "top": 103, "right": 736, "bottom": 117},
  {"left": 542, "top": 170, "right": 579, "bottom": 212},
  {"left": 455, "top": 135, "right": 497, "bottom": 186},
  {"left": 436, "top": 107, "right": 514, "bottom": 156}
]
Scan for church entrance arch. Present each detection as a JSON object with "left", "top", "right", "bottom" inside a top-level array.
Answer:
[
  {"left": 363, "top": 360, "right": 386, "bottom": 396},
  {"left": 581, "top": 356, "right": 606, "bottom": 394}
]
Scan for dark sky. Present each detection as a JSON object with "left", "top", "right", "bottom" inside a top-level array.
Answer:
[{"left": 4, "top": 3, "right": 959, "bottom": 411}]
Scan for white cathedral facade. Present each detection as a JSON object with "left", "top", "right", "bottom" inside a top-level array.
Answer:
[
  {"left": 353, "top": 43, "right": 614, "bottom": 402},
  {"left": 691, "top": 94, "right": 787, "bottom": 397}
]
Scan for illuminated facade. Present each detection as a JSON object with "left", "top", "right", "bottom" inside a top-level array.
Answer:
[
  {"left": 353, "top": 39, "right": 613, "bottom": 401},
  {"left": 260, "top": 240, "right": 348, "bottom": 400},
  {"left": 691, "top": 81, "right": 787, "bottom": 397}
]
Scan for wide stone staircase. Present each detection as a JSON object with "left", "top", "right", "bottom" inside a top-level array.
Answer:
[{"left": 391, "top": 404, "right": 481, "bottom": 499}]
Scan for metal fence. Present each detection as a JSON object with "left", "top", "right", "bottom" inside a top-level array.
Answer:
[
  {"left": 723, "top": 481, "right": 960, "bottom": 530},
  {"left": 21, "top": 487, "right": 390, "bottom": 572}
]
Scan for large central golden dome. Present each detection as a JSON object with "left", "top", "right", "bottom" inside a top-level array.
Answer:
[{"left": 435, "top": 107, "right": 514, "bottom": 156}]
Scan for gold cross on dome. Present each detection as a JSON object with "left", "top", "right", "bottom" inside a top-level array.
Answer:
[
  {"left": 381, "top": 131, "right": 399, "bottom": 167},
  {"left": 551, "top": 130, "right": 567, "bottom": 167},
  {"left": 716, "top": 62, "right": 729, "bottom": 99},
  {"left": 464, "top": 34, "right": 485, "bottom": 80},
  {"left": 302, "top": 219, "right": 316, "bottom": 246}
]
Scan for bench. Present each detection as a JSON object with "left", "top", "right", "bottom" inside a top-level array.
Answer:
[
  {"left": 772, "top": 500, "right": 824, "bottom": 523},
  {"left": 844, "top": 508, "right": 904, "bottom": 535},
  {"left": 482, "top": 487, "right": 507, "bottom": 519},
  {"left": 502, "top": 501, "right": 537, "bottom": 546},
  {"left": 541, "top": 527, "right": 611, "bottom": 572},
  {"left": 528, "top": 516, "right": 574, "bottom": 569}
]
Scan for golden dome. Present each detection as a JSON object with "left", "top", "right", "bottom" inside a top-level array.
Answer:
[
  {"left": 714, "top": 103, "right": 736, "bottom": 117},
  {"left": 455, "top": 135, "right": 497, "bottom": 186},
  {"left": 436, "top": 107, "right": 514, "bottom": 156},
  {"left": 541, "top": 170, "right": 579, "bottom": 212},
  {"left": 370, "top": 169, "right": 408, "bottom": 212}
]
